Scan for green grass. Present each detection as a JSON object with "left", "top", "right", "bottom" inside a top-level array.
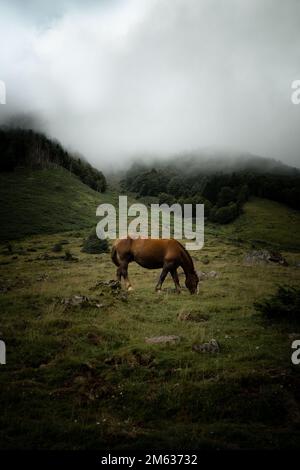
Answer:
[
  {"left": 0, "top": 168, "right": 120, "bottom": 240},
  {"left": 0, "top": 226, "right": 300, "bottom": 449},
  {"left": 1, "top": 185, "right": 300, "bottom": 450},
  {"left": 219, "top": 197, "right": 300, "bottom": 251}
]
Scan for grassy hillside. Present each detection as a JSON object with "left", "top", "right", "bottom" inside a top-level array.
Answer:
[
  {"left": 0, "top": 195, "right": 300, "bottom": 450},
  {"left": 0, "top": 128, "right": 106, "bottom": 192},
  {"left": 218, "top": 197, "right": 300, "bottom": 251},
  {"left": 0, "top": 168, "right": 118, "bottom": 240}
]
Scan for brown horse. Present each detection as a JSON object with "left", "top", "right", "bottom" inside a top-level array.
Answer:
[{"left": 111, "top": 238, "right": 199, "bottom": 294}]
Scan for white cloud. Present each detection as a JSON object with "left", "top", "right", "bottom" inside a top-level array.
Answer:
[{"left": 0, "top": 0, "right": 300, "bottom": 168}]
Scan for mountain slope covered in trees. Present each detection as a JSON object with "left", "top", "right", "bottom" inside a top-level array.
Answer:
[
  {"left": 122, "top": 153, "right": 300, "bottom": 224},
  {"left": 0, "top": 127, "right": 109, "bottom": 239},
  {"left": 0, "top": 127, "right": 107, "bottom": 192}
]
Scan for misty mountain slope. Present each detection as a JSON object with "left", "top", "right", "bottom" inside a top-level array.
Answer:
[
  {"left": 218, "top": 197, "right": 300, "bottom": 252},
  {"left": 129, "top": 151, "right": 300, "bottom": 177},
  {"left": 0, "top": 168, "right": 113, "bottom": 240},
  {"left": 0, "top": 127, "right": 107, "bottom": 192},
  {"left": 170, "top": 152, "right": 300, "bottom": 176}
]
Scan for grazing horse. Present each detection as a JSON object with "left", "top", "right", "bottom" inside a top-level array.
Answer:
[{"left": 111, "top": 238, "right": 199, "bottom": 294}]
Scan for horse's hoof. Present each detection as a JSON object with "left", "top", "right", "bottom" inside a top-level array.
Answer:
[
  {"left": 127, "top": 286, "right": 134, "bottom": 292},
  {"left": 156, "top": 289, "right": 162, "bottom": 294}
]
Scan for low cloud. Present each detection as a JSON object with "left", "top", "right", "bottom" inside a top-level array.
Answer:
[{"left": 0, "top": 0, "right": 300, "bottom": 169}]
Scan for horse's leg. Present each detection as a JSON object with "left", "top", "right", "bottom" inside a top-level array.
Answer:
[
  {"left": 155, "top": 263, "right": 170, "bottom": 292},
  {"left": 117, "top": 262, "right": 133, "bottom": 291},
  {"left": 116, "top": 265, "right": 122, "bottom": 283},
  {"left": 123, "top": 263, "right": 133, "bottom": 291},
  {"left": 170, "top": 268, "right": 181, "bottom": 293}
]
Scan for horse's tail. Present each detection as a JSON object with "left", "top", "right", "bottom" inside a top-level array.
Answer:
[{"left": 111, "top": 244, "right": 120, "bottom": 267}]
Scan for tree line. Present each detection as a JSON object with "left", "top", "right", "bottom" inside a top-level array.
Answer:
[
  {"left": 0, "top": 128, "right": 107, "bottom": 192},
  {"left": 122, "top": 164, "right": 300, "bottom": 224}
]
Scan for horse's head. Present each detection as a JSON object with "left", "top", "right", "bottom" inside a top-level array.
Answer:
[{"left": 185, "top": 271, "right": 199, "bottom": 294}]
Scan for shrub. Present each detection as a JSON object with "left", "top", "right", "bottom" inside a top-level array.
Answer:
[
  {"left": 158, "top": 192, "right": 176, "bottom": 206},
  {"left": 82, "top": 230, "right": 109, "bottom": 254},
  {"left": 217, "top": 186, "right": 235, "bottom": 207},
  {"left": 254, "top": 286, "right": 300, "bottom": 323},
  {"left": 210, "top": 202, "right": 239, "bottom": 224},
  {"left": 63, "top": 249, "right": 78, "bottom": 262},
  {"left": 52, "top": 243, "right": 63, "bottom": 252}
]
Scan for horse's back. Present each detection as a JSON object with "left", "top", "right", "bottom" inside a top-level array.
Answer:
[{"left": 130, "top": 238, "right": 183, "bottom": 269}]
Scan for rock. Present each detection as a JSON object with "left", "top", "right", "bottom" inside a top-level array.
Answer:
[
  {"left": 244, "top": 250, "right": 288, "bottom": 266},
  {"left": 90, "top": 280, "right": 128, "bottom": 302},
  {"left": 192, "top": 339, "right": 220, "bottom": 353},
  {"left": 92, "top": 280, "right": 121, "bottom": 291},
  {"left": 87, "top": 333, "right": 103, "bottom": 345},
  {"left": 38, "top": 253, "right": 61, "bottom": 261},
  {"left": 52, "top": 243, "right": 63, "bottom": 253},
  {"left": 59, "top": 239, "right": 70, "bottom": 245},
  {"left": 60, "top": 295, "right": 103, "bottom": 309},
  {"left": 63, "top": 250, "right": 78, "bottom": 262},
  {"left": 0, "top": 285, "right": 10, "bottom": 293},
  {"left": 73, "top": 375, "right": 86, "bottom": 385},
  {"left": 105, "top": 351, "right": 154, "bottom": 368},
  {"left": 0, "top": 278, "right": 27, "bottom": 292},
  {"left": 62, "top": 295, "right": 88, "bottom": 307},
  {"left": 197, "top": 271, "right": 220, "bottom": 280},
  {"left": 208, "top": 270, "right": 218, "bottom": 278},
  {"left": 38, "top": 251, "right": 78, "bottom": 262},
  {"left": 145, "top": 335, "right": 180, "bottom": 344},
  {"left": 91, "top": 280, "right": 124, "bottom": 298},
  {"left": 36, "top": 274, "right": 49, "bottom": 282},
  {"left": 178, "top": 311, "right": 209, "bottom": 322},
  {"left": 288, "top": 333, "right": 300, "bottom": 341}
]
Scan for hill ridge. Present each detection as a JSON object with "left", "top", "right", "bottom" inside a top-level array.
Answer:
[{"left": 0, "top": 127, "right": 107, "bottom": 193}]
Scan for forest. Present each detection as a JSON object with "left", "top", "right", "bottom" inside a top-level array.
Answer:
[
  {"left": 0, "top": 128, "right": 107, "bottom": 193},
  {"left": 122, "top": 160, "right": 300, "bottom": 224}
]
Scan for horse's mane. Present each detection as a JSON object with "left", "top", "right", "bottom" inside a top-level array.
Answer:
[{"left": 177, "top": 241, "right": 196, "bottom": 274}]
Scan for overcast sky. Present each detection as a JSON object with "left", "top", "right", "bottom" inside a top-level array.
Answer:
[{"left": 0, "top": 0, "right": 300, "bottom": 169}]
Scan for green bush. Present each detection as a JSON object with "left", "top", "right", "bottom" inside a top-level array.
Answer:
[
  {"left": 254, "top": 286, "right": 300, "bottom": 323},
  {"left": 158, "top": 192, "right": 176, "bottom": 206},
  {"left": 82, "top": 231, "right": 109, "bottom": 254},
  {"left": 52, "top": 243, "right": 63, "bottom": 252},
  {"left": 210, "top": 202, "right": 239, "bottom": 224},
  {"left": 217, "top": 186, "right": 235, "bottom": 207}
]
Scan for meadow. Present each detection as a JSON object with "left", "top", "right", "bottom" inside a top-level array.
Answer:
[{"left": 0, "top": 197, "right": 300, "bottom": 450}]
